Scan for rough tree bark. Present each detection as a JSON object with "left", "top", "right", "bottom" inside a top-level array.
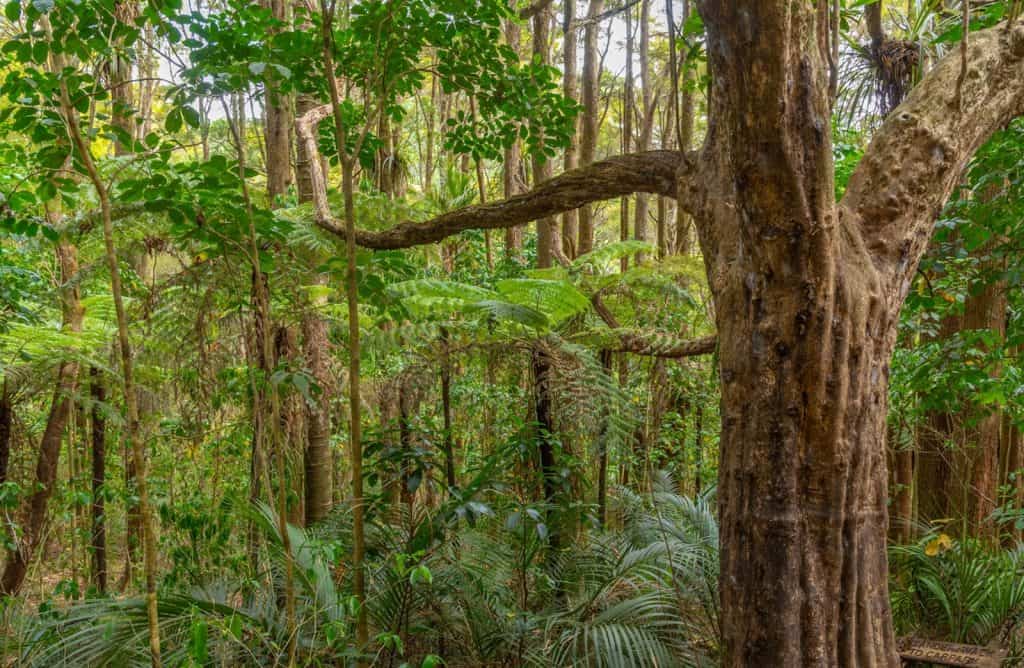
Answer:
[{"left": 696, "top": 6, "right": 1024, "bottom": 663}]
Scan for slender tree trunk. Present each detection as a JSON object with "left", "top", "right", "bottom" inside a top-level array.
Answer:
[
  {"left": 295, "top": 94, "right": 319, "bottom": 203},
  {"left": 0, "top": 379, "right": 10, "bottom": 485},
  {"left": 532, "top": 9, "right": 559, "bottom": 267},
  {"left": 532, "top": 348, "right": 561, "bottom": 549},
  {"left": 561, "top": 0, "right": 579, "bottom": 259},
  {"left": 596, "top": 349, "right": 612, "bottom": 527},
  {"left": 576, "top": 0, "right": 603, "bottom": 255},
  {"left": 90, "top": 367, "right": 107, "bottom": 594},
  {"left": 503, "top": 18, "right": 525, "bottom": 256},
  {"left": 891, "top": 428, "right": 913, "bottom": 544},
  {"left": 0, "top": 241, "right": 82, "bottom": 595},
  {"left": 321, "top": 11, "right": 369, "bottom": 645},
  {"left": 302, "top": 294, "right": 333, "bottom": 524},
  {"left": 619, "top": 3, "right": 633, "bottom": 272},
  {"left": 633, "top": 0, "right": 653, "bottom": 264},
  {"left": 440, "top": 328, "right": 456, "bottom": 490},
  {"left": 693, "top": 403, "right": 703, "bottom": 495}
]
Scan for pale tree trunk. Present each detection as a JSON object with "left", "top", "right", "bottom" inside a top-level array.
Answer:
[
  {"left": 295, "top": 94, "right": 319, "bottom": 202},
  {"left": 561, "top": 0, "right": 579, "bottom": 259},
  {"left": 533, "top": 9, "right": 560, "bottom": 267},
  {"left": 619, "top": 4, "right": 633, "bottom": 272},
  {"left": 633, "top": 0, "right": 653, "bottom": 264},
  {"left": 576, "top": 0, "right": 603, "bottom": 255},
  {"left": 504, "top": 17, "right": 525, "bottom": 256},
  {"left": 668, "top": 0, "right": 695, "bottom": 255},
  {"left": 1, "top": 241, "right": 82, "bottom": 595}
]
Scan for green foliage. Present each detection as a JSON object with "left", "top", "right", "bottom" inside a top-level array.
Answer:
[{"left": 890, "top": 535, "right": 1024, "bottom": 649}]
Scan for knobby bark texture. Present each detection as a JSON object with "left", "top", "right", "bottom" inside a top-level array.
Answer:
[{"left": 695, "top": 3, "right": 1024, "bottom": 664}]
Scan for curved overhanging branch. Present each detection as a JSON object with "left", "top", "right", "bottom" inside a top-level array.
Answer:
[
  {"left": 296, "top": 103, "right": 694, "bottom": 250},
  {"left": 841, "top": 23, "right": 1024, "bottom": 294}
]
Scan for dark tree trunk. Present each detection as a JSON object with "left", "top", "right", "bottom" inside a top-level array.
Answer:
[
  {"left": 0, "top": 379, "right": 11, "bottom": 485},
  {"left": 532, "top": 347, "right": 561, "bottom": 552},
  {"left": 960, "top": 272, "right": 1006, "bottom": 534},
  {"left": 693, "top": 404, "right": 703, "bottom": 496},
  {"left": 596, "top": 349, "right": 612, "bottom": 526},
  {"left": 440, "top": 328, "right": 456, "bottom": 490},
  {"left": 90, "top": 367, "right": 107, "bottom": 594}
]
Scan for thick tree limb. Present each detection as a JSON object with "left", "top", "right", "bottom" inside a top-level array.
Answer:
[
  {"left": 841, "top": 24, "right": 1024, "bottom": 293},
  {"left": 296, "top": 103, "right": 691, "bottom": 250}
]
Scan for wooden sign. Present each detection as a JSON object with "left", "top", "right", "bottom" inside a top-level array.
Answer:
[{"left": 897, "top": 636, "right": 1007, "bottom": 668}]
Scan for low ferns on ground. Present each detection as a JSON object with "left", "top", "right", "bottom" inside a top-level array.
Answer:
[{"left": 6, "top": 483, "right": 722, "bottom": 667}]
